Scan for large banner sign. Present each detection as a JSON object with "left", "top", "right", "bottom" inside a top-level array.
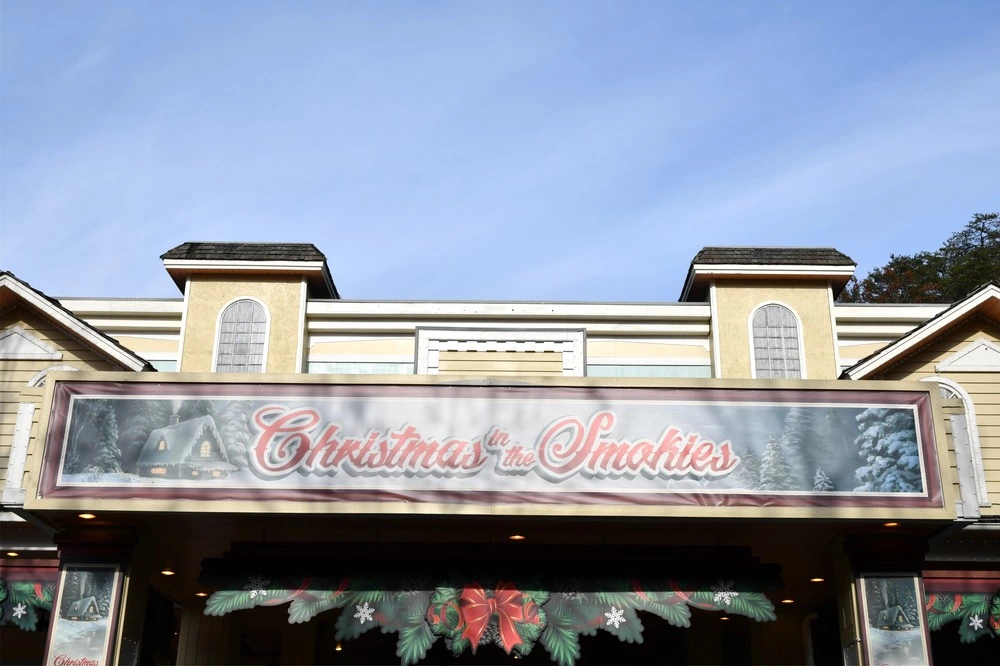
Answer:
[{"left": 37, "top": 381, "right": 944, "bottom": 508}]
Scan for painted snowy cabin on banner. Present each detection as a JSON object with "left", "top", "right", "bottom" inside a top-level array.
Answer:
[{"left": 136, "top": 415, "right": 235, "bottom": 479}]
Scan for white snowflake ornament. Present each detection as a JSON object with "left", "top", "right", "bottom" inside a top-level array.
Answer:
[
  {"left": 244, "top": 575, "right": 271, "bottom": 600},
  {"left": 711, "top": 580, "right": 739, "bottom": 606},
  {"left": 604, "top": 605, "right": 626, "bottom": 629},
  {"left": 12, "top": 602, "right": 27, "bottom": 619},
  {"left": 354, "top": 601, "right": 375, "bottom": 625},
  {"left": 968, "top": 614, "right": 984, "bottom": 631}
]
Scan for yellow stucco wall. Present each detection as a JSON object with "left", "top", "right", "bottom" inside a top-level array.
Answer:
[
  {"left": 179, "top": 276, "right": 305, "bottom": 373},
  {"left": 713, "top": 280, "right": 838, "bottom": 380}
]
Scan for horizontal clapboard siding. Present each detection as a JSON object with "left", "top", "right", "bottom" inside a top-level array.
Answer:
[
  {"left": 437, "top": 351, "right": 565, "bottom": 376},
  {"left": 879, "top": 316, "right": 1000, "bottom": 515},
  {"left": 1, "top": 306, "right": 117, "bottom": 490}
]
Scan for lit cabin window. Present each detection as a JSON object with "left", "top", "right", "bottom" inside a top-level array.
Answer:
[
  {"left": 150, "top": 467, "right": 166, "bottom": 475},
  {"left": 216, "top": 299, "right": 267, "bottom": 373},
  {"left": 200, "top": 441, "right": 212, "bottom": 457},
  {"left": 751, "top": 304, "right": 803, "bottom": 379},
  {"left": 157, "top": 438, "right": 167, "bottom": 451}
]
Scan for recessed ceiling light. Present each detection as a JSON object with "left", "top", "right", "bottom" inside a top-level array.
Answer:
[
  {"left": 720, "top": 616, "right": 730, "bottom": 621},
  {"left": 6, "top": 551, "right": 19, "bottom": 557},
  {"left": 160, "top": 567, "right": 175, "bottom": 576},
  {"left": 335, "top": 643, "right": 343, "bottom": 652},
  {"left": 78, "top": 513, "right": 96, "bottom": 520},
  {"left": 195, "top": 592, "right": 208, "bottom": 597},
  {"left": 883, "top": 522, "right": 900, "bottom": 528},
  {"left": 810, "top": 577, "right": 825, "bottom": 583},
  {"left": 781, "top": 599, "right": 795, "bottom": 604},
  {"left": 508, "top": 534, "right": 526, "bottom": 541}
]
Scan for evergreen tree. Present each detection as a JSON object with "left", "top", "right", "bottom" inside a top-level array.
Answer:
[
  {"left": 759, "top": 436, "right": 795, "bottom": 491},
  {"left": 940, "top": 212, "right": 1000, "bottom": 299},
  {"left": 88, "top": 402, "right": 122, "bottom": 475},
  {"left": 180, "top": 399, "right": 216, "bottom": 421},
  {"left": 854, "top": 408, "right": 921, "bottom": 492},
  {"left": 218, "top": 401, "right": 255, "bottom": 468},
  {"left": 60, "top": 572, "right": 82, "bottom": 616},
  {"left": 119, "top": 400, "right": 170, "bottom": 470},
  {"left": 780, "top": 407, "right": 815, "bottom": 489},
  {"left": 65, "top": 400, "right": 102, "bottom": 474},
  {"left": 734, "top": 450, "right": 760, "bottom": 489},
  {"left": 839, "top": 212, "right": 999, "bottom": 304},
  {"left": 812, "top": 467, "right": 834, "bottom": 492},
  {"left": 95, "top": 576, "right": 112, "bottom": 617}
]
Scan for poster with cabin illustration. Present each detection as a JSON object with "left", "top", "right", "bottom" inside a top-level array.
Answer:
[
  {"left": 43, "top": 564, "right": 123, "bottom": 666},
  {"left": 858, "top": 574, "right": 931, "bottom": 666}
]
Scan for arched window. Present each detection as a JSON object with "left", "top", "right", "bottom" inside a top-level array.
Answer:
[
  {"left": 750, "top": 303, "right": 803, "bottom": 379},
  {"left": 215, "top": 299, "right": 268, "bottom": 373},
  {"left": 200, "top": 441, "right": 212, "bottom": 458},
  {"left": 919, "top": 376, "right": 989, "bottom": 508}
]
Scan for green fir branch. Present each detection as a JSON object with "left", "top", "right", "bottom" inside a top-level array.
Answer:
[
  {"left": 541, "top": 622, "right": 582, "bottom": 666},
  {"left": 288, "top": 597, "right": 341, "bottom": 624},
  {"left": 635, "top": 597, "right": 692, "bottom": 628},
  {"left": 726, "top": 592, "right": 776, "bottom": 622},
  {"left": 396, "top": 621, "right": 436, "bottom": 666},
  {"left": 204, "top": 590, "right": 256, "bottom": 617}
]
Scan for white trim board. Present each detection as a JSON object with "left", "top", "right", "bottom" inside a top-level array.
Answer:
[
  {"left": 0, "top": 326, "right": 63, "bottom": 360},
  {"left": 935, "top": 338, "right": 1000, "bottom": 372},
  {"left": 416, "top": 328, "right": 586, "bottom": 376},
  {"left": 587, "top": 357, "right": 711, "bottom": 366}
]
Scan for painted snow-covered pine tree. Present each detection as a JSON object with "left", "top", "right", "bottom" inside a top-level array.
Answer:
[
  {"left": 854, "top": 408, "right": 922, "bottom": 492},
  {"left": 119, "top": 400, "right": 170, "bottom": 470},
  {"left": 180, "top": 399, "right": 216, "bottom": 421},
  {"left": 759, "top": 436, "right": 795, "bottom": 491},
  {"left": 780, "top": 407, "right": 815, "bottom": 490},
  {"left": 65, "top": 399, "right": 103, "bottom": 474},
  {"left": 88, "top": 401, "right": 122, "bottom": 477},
  {"left": 218, "top": 401, "right": 254, "bottom": 469},
  {"left": 812, "top": 468, "right": 834, "bottom": 492},
  {"left": 734, "top": 450, "right": 760, "bottom": 489}
]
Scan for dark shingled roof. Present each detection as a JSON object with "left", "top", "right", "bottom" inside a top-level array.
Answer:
[
  {"left": 160, "top": 242, "right": 328, "bottom": 263},
  {"left": 679, "top": 246, "right": 857, "bottom": 301},
  {"left": 160, "top": 242, "right": 340, "bottom": 298},
  {"left": 691, "top": 247, "right": 856, "bottom": 266}
]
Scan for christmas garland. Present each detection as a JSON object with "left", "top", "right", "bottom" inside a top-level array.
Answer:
[
  {"left": 0, "top": 578, "right": 56, "bottom": 632},
  {"left": 205, "top": 575, "right": 776, "bottom": 666},
  {"left": 924, "top": 589, "right": 1000, "bottom": 644}
]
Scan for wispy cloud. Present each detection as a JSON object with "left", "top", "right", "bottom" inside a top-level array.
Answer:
[{"left": 2, "top": 3, "right": 998, "bottom": 300}]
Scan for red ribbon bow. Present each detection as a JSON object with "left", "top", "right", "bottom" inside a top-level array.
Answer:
[{"left": 460, "top": 581, "right": 525, "bottom": 654}]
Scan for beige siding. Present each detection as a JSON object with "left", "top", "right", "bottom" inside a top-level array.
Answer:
[
  {"left": 1, "top": 306, "right": 118, "bottom": 488},
  {"left": 878, "top": 316, "right": 1000, "bottom": 515},
  {"left": 586, "top": 339, "right": 711, "bottom": 360},
  {"left": 308, "top": 336, "right": 416, "bottom": 358},
  {"left": 437, "top": 351, "right": 564, "bottom": 376}
]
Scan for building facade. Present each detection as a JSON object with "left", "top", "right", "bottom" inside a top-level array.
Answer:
[{"left": 1, "top": 244, "right": 997, "bottom": 665}]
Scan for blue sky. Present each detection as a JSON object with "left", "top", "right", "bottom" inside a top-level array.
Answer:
[{"left": 2, "top": 1, "right": 998, "bottom": 300}]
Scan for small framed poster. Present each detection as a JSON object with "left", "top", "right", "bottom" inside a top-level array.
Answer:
[
  {"left": 43, "top": 564, "right": 124, "bottom": 666},
  {"left": 857, "top": 573, "right": 931, "bottom": 666}
]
